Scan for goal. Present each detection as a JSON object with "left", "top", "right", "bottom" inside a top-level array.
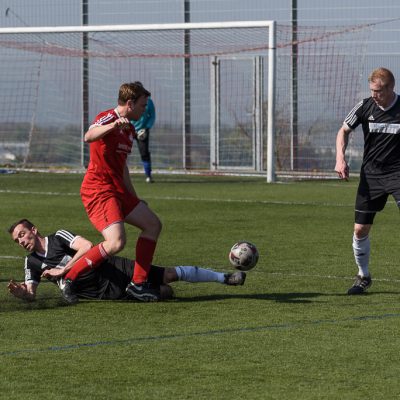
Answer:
[
  {"left": 0, "top": 21, "right": 277, "bottom": 181},
  {"left": 0, "top": 20, "right": 374, "bottom": 180}
]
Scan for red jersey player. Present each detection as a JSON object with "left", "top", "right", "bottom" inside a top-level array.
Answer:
[{"left": 62, "top": 82, "right": 162, "bottom": 303}]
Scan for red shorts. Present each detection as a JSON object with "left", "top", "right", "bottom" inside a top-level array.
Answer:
[{"left": 80, "top": 187, "right": 141, "bottom": 232}]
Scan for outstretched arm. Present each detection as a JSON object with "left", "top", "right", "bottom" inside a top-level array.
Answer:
[
  {"left": 335, "top": 124, "right": 352, "bottom": 180},
  {"left": 7, "top": 280, "right": 37, "bottom": 301}
]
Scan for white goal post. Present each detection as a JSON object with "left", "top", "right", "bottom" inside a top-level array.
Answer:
[{"left": 0, "top": 21, "right": 276, "bottom": 181}]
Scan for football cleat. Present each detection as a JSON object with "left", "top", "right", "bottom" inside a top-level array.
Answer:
[
  {"left": 126, "top": 282, "right": 160, "bottom": 302},
  {"left": 347, "top": 275, "right": 372, "bottom": 295},
  {"left": 61, "top": 278, "right": 79, "bottom": 304},
  {"left": 224, "top": 271, "right": 246, "bottom": 286}
]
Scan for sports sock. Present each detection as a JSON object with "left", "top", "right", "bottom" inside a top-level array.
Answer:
[
  {"left": 143, "top": 161, "right": 152, "bottom": 178},
  {"left": 64, "top": 243, "right": 108, "bottom": 281},
  {"left": 352, "top": 234, "right": 370, "bottom": 277},
  {"left": 132, "top": 237, "right": 157, "bottom": 284},
  {"left": 175, "top": 266, "right": 225, "bottom": 283}
]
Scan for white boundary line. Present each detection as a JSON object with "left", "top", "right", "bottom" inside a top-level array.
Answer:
[
  {"left": 2, "top": 188, "right": 398, "bottom": 207},
  {"left": 0, "top": 189, "right": 77, "bottom": 196},
  {"left": 148, "top": 195, "right": 357, "bottom": 207},
  {"left": 0, "top": 256, "right": 24, "bottom": 260},
  {"left": 0, "top": 189, "right": 357, "bottom": 207},
  {"left": 2, "top": 189, "right": 395, "bottom": 207},
  {"left": 267, "top": 272, "right": 400, "bottom": 283}
]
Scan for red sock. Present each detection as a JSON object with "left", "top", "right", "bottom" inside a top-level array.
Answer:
[
  {"left": 65, "top": 243, "right": 108, "bottom": 281},
  {"left": 132, "top": 237, "right": 157, "bottom": 284}
]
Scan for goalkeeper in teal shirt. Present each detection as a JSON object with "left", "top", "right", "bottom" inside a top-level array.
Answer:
[{"left": 131, "top": 81, "right": 156, "bottom": 183}]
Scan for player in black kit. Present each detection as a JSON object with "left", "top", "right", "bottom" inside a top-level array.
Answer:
[
  {"left": 335, "top": 67, "right": 400, "bottom": 294},
  {"left": 7, "top": 219, "right": 246, "bottom": 303}
]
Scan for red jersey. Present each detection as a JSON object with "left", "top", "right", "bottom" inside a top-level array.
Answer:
[{"left": 82, "top": 108, "right": 136, "bottom": 194}]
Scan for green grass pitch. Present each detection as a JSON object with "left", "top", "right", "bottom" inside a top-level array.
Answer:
[{"left": 1, "top": 172, "right": 400, "bottom": 399}]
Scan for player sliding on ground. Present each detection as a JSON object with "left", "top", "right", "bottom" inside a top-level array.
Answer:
[{"left": 7, "top": 219, "right": 246, "bottom": 303}]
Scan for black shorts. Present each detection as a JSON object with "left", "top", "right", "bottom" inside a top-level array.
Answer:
[
  {"left": 355, "top": 172, "right": 400, "bottom": 224},
  {"left": 77, "top": 256, "right": 165, "bottom": 300}
]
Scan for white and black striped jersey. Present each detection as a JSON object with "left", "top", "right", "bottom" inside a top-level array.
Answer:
[
  {"left": 344, "top": 95, "right": 400, "bottom": 176},
  {"left": 25, "top": 230, "right": 78, "bottom": 285},
  {"left": 24, "top": 229, "right": 109, "bottom": 298}
]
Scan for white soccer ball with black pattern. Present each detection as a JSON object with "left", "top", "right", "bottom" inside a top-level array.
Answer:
[{"left": 229, "top": 241, "right": 259, "bottom": 271}]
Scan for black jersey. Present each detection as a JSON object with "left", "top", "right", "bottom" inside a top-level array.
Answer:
[
  {"left": 344, "top": 95, "right": 400, "bottom": 176},
  {"left": 25, "top": 230, "right": 78, "bottom": 284},
  {"left": 25, "top": 229, "right": 109, "bottom": 299},
  {"left": 24, "top": 229, "right": 165, "bottom": 300}
]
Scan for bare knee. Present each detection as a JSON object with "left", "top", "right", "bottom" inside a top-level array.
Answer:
[
  {"left": 103, "top": 236, "right": 126, "bottom": 255},
  {"left": 354, "top": 224, "right": 371, "bottom": 239},
  {"left": 144, "top": 216, "right": 162, "bottom": 240}
]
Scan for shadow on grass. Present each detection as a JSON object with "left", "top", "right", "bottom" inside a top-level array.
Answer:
[
  {"left": 174, "top": 292, "right": 322, "bottom": 303},
  {"left": 0, "top": 292, "right": 322, "bottom": 310},
  {"left": 0, "top": 297, "right": 70, "bottom": 313},
  {"left": 2, "top": 290, "right": 398, "bottom": 312},
  {"left": 173, "top": 290, "right": 400, "bottom": 303},
  {"left": 106, "top": 292, "right": 333, "bottom": 304}
]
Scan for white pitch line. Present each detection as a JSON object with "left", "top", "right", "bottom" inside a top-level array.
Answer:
[
  {"left": 0, "top": 256, "right": 24, "bottom": 260},
  {"left": 0, "top": 189, "right": 354, "bottom": 207},
  {"left": 1, "top": 189, "right": 398, "bottom": 208},
  {"left": 0, "top": 189, "right": 77, "bottom": 196},
  {"left": 145, "top": 195, "right": 395, "bottom": 208},
  {"left": 267, "top": 271, "right": 400, "bottom": 283},
  {"left": 146, "top": 195, "right": 357, "bottom": 207}
]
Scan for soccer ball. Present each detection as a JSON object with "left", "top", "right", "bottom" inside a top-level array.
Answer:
[{"left": 229, "top": 241, "right": 259, "bottom": 271}]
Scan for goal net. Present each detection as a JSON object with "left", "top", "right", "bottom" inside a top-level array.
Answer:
[
  {"left": 274, "top": 23, "right": 372, "bottom": 178},
  {"left": 0, "top": 21, "right": 373, "bottom": 179}
]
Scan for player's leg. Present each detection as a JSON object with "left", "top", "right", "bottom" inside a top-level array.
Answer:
[
  {"left": 137, "top": 264, "right": 245, "bottom": 301},
  {"left": 163, "top": 266, "right": 246, "bottom": 286},
  {"left": 99, "top": 256, "right": 135, "bottom": 300},
  {"left": 352, "top": 222, "right": 372, "bottom": 275},
  {"left": 141, "top": 264, "right": 174, "bottom": 300},
  {"left": 64, "top": 222, "right": 126, "bottom": 278},
  {"left": 125, "top": 201, "right": 162, "bottom": 283},
  {"left": 101, "top": 222, "right": 127, "bottom": 254},
  {"left": 62, "top": 195, "right": 128, "bottom": 304},
  {"left": 61, "top": 224, "right": 126, "bottom": 304},
  {"left": 124, "top": 202, "right": 162, "bottom": 301},
  {"left": 137, "top": 133, "right": 153, "bottom": 182},
  {"left": 64, "top": 241, "right": 109, "bottom": 282},
  {"left": 348, "top": 222, "right": 374, "bottom": 295},
  {"left": 348, "top": 175, "right": 387, "bottom": 295}
]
